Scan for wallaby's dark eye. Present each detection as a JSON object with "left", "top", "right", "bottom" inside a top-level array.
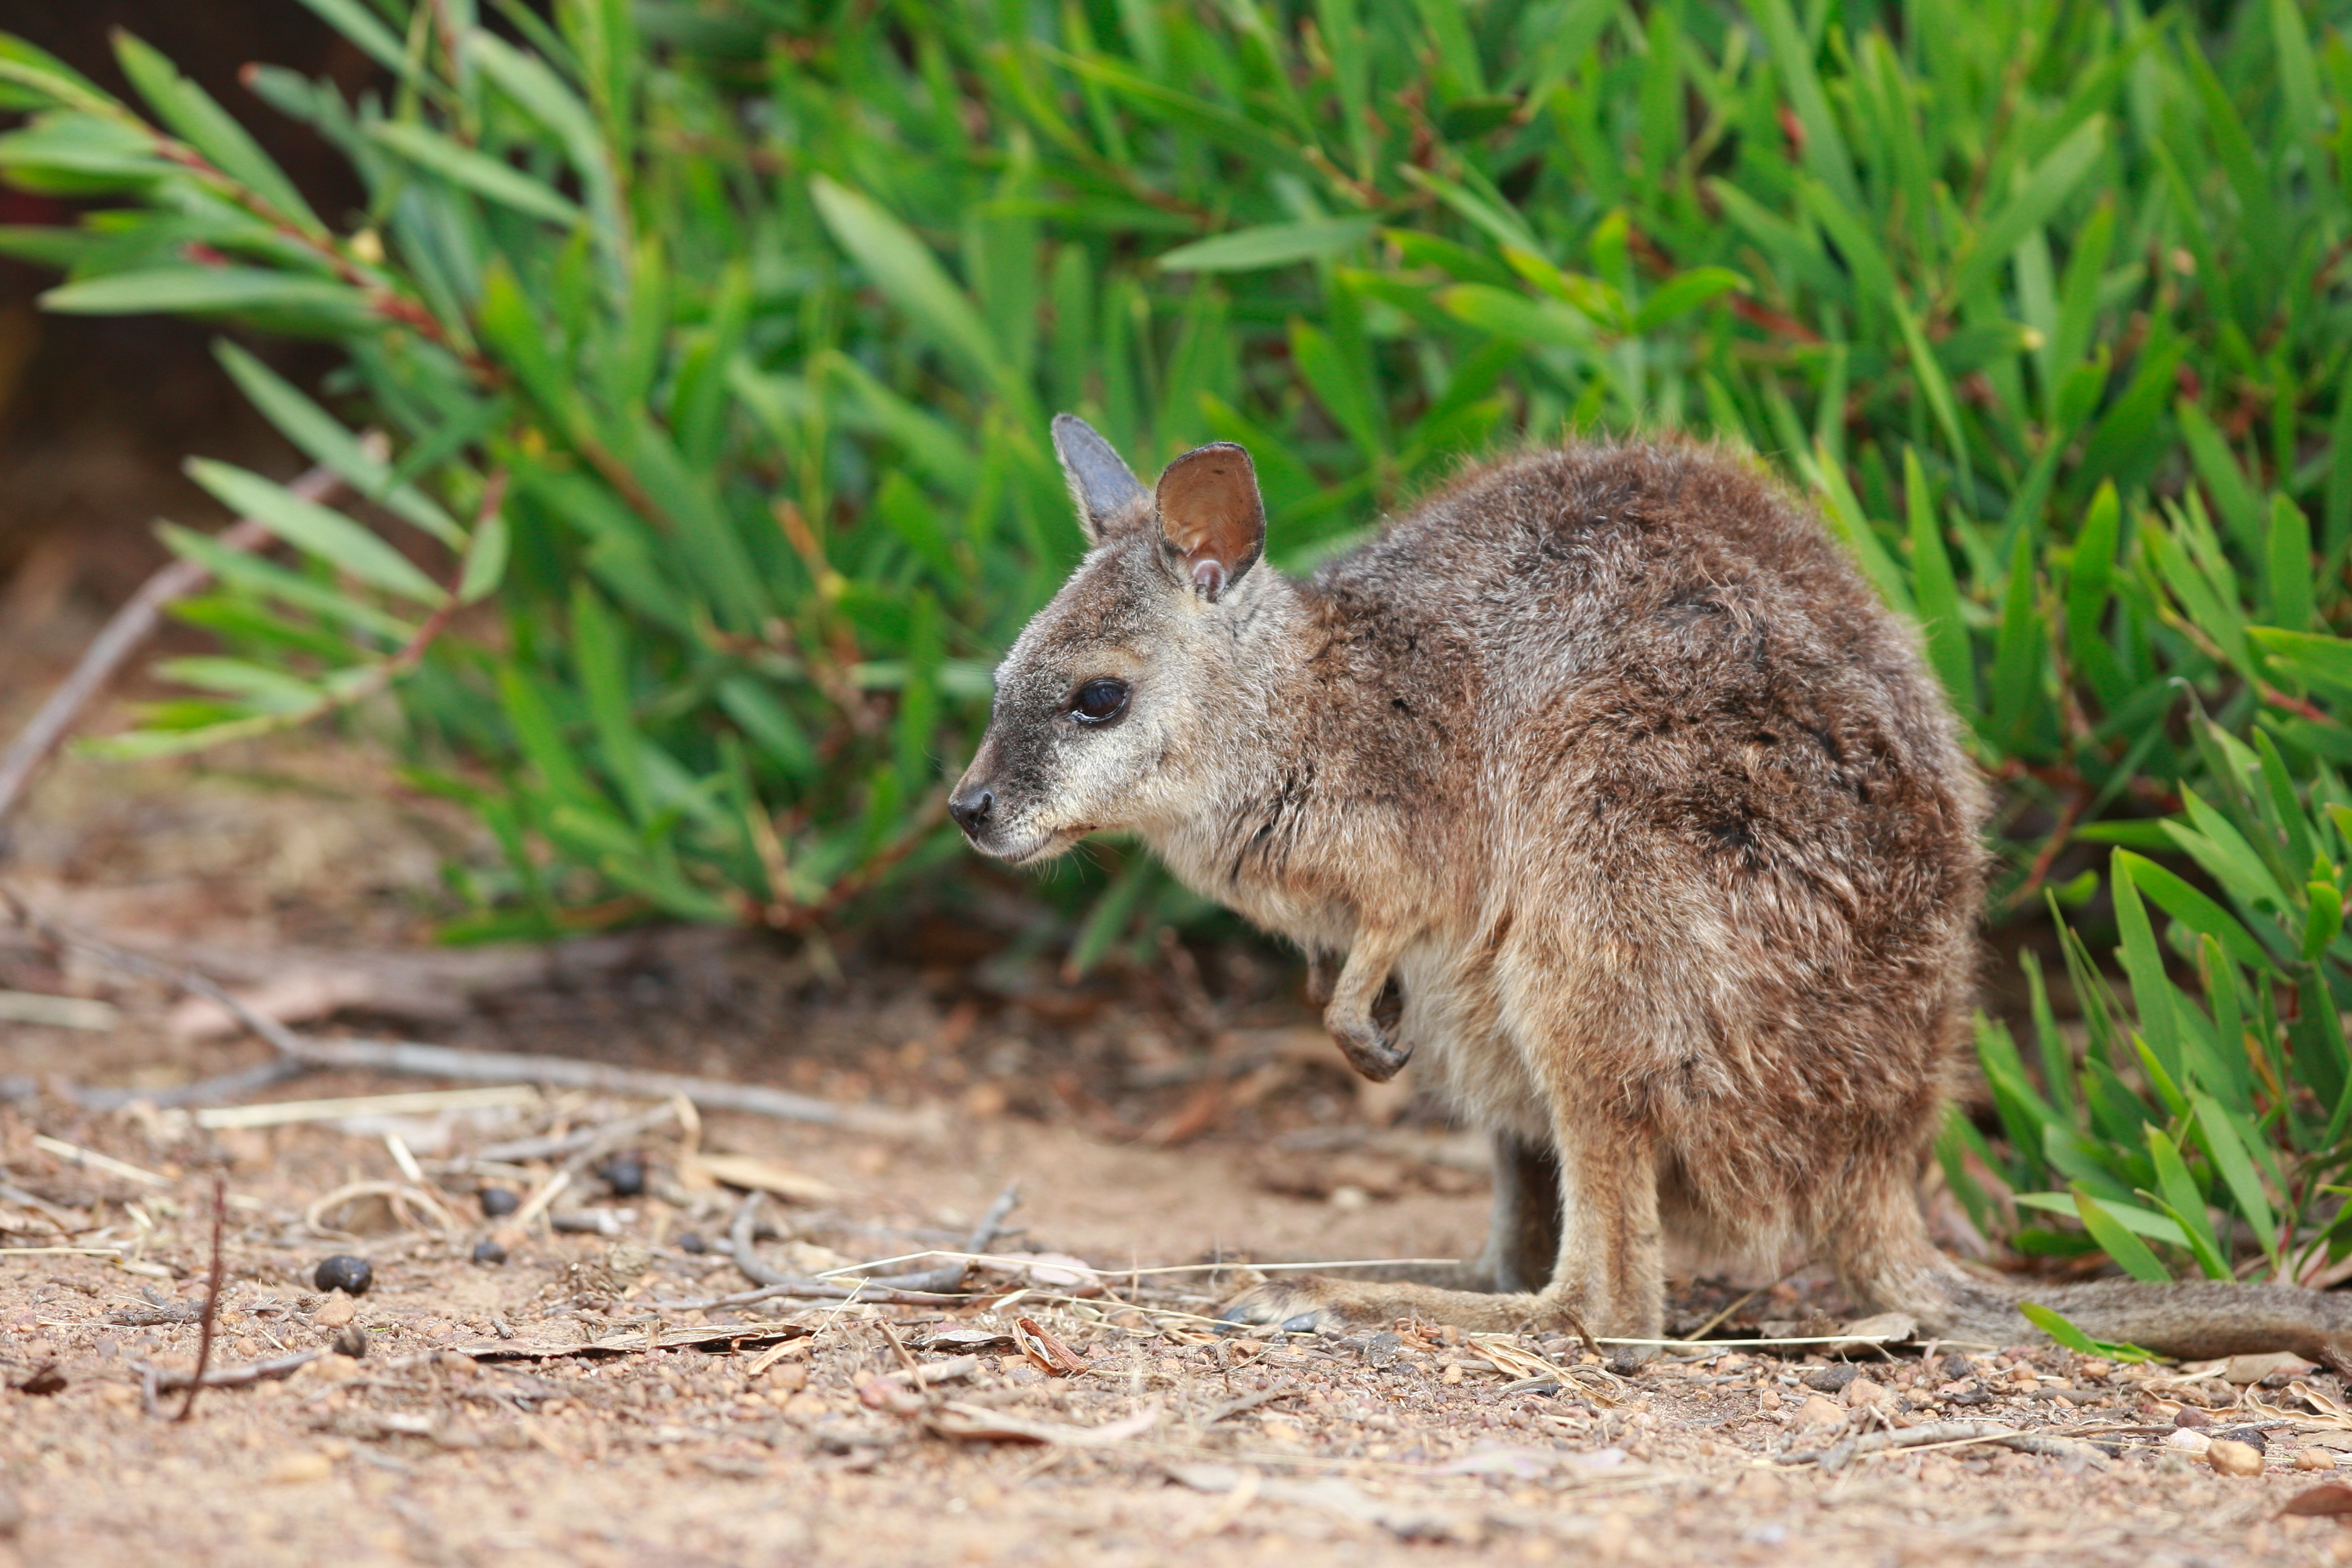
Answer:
[{"left": 1070, "top": 678, "right": 1129, "bottom": 725}]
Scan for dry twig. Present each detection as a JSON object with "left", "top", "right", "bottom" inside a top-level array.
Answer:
[
  {"left": 965, "top": 1180, "right": 1022, "bottom": 1255},
  {"left": 728, "top": 1192, "right": 792, "bottom": 1289},
  {"left": 0, "top": 888, "right": 933, "bottom": 1135},
  {"left": 175, "top": 1175, "right": 227, "bottom": 1422},
  {"left": 148, "top": 1347, "right": 325, "bottom": 1392},
  {"left": 1786, "top": 1419, "right": 2109, "bottom": 1472}
]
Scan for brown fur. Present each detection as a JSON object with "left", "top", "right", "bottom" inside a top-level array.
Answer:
[{"left": 949, "top": 419, "right": 2352, "bottom": 1368}]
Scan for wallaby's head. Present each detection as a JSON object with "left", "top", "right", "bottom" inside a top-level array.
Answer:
[{"left": 949, "top": 414, "right": 1272, "bottom": 863}]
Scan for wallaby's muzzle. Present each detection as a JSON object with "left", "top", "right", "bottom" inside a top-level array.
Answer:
[
  {"left": 946, "top": 778, "right": 995, "bottom": 838},
  {"left": 948, "top": 737, "right": 1024, "bottom": 859}
]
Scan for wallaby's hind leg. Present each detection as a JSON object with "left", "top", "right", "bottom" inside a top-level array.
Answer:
[
  {"left": 1477, "top": 1132, "right": 1563, "bottom": 1293},
  {"left": 1823, "top": 1164, "right": 1984, "bottom": 1334},
  {"left": 1218, "top": 1113, "right": 1661, "bottom": 1339}
]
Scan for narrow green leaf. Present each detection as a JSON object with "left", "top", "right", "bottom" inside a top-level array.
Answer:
[
  {"left": 457, "top": 511, "right": 508, "bottom": 605},
  {"left": 2265, "top": 494, "right": 2315, "bottom": 633},
  {"left": 112, "top": 30, "right": 324, "bottom": 235},
  {"left": 2071, "top": 1189, "right": 2172, "bottom": 1282},
  {"left": 42, "top": 268, "right": 374, "bottom": 327},
  {"left": 2306, "top": 881, "right": 2345, "bottom": 962},
  {"left": 1157, "top": 217, "right": 1378, "bottom": 273},
  {"left": 288, "top": 0, "right": 412, "bottom": 76},
  {"left": 1630, "top": 267, "right": 1746, "bottom": 334},
  {"left": 811, "top": 176, "right": 1017, "bottom": 405},
  {"left": 2146, "top": 1125, "right": 2232, "bottom": 1279},
  {"left": 214, "top": 342, "right": 463, "bottom": 547},
  {"left": 2016, "top": 1300, "right": 2157, "bottom": 1362},
  {"left": 368, "top": 121, "right": 583, "bottom": 226},
  {"left": 2115, "top": 851, "right": 2270, "bottom": 971},
  {"left": 1905, "top": 448, "right": 1972, "bottom": 707},
  {"left": 1953, "top": 117, "right": 2107, "bottom": 301},
  {"left": 1289, "top": 316, "right": 1383, "bottom": 459},
  {"left": 2177, "top": 398, "right": 2265, "bottom": 555},
  {"left": 1437, "top": 284, "right": 1595, "bottom": 351},
  {"left": 2189, "top": 1089, "right": 2280, "bottom": 1263},
  {"left": 2109, "top": 852, "right": 2181, "bottom": 1079},
  {"left": 186, "top": 459, "right": 448, "bottom": 605}
]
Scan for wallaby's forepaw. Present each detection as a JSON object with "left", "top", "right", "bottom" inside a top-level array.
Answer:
[
  {"left": 1304, "top": 952, "right": 1334, "bottom": 1008},
  {"left": 1324, "top": 1010, "right": 1411, "bottom": 1083}
]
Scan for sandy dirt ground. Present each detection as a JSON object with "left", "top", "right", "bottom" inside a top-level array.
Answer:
[{"left": 7, "top": 646, "right": 2352, "bottom": 1567}]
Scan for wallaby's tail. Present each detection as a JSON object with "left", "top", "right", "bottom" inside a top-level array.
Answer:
[{"left": 1832, "top": 1184, "right": 2352, "bottom": 1373}]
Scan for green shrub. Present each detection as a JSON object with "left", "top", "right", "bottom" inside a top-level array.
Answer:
[{"left": 5, "top": 0, "right": 2352, "bottom": 1276}]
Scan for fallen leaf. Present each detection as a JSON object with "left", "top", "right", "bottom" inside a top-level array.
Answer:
[
  {"left": 449, "top": 1324, "right": 808, "bottom": 1360},
  {"left": 1826, "top": 1313, "right": 1916, "bottom": 1354},
  {"left": 1013, "top": 1315, "right": 1089, "bottom": 1376},
  {"left": 2226, "top": 1351, "right": 2318, "bottom": 1386},
  {"left": 926, "top": 1400, "right": 1161, "bottom": 1446},
  {"left": 2284, "top": 1483, "right": 2352, "bottom": 1517},
  {"left": 681, "top": 1151, "right": 835, "bottom": 1204},
  {"left": 1007, "top": 1252, "right": 1102, "bottom": 1292},
  {"left": 1437, "top": 1445, "right": 1557, "bottom": 1479}
]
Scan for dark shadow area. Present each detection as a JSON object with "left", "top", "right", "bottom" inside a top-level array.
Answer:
[{"left": 0, "top": 1, "right": 374, "bottom": 622}]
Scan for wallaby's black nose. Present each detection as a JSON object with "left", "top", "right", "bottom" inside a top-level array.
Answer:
[{"left": 949, "top": 785, "right": 995, "bottom": 836}]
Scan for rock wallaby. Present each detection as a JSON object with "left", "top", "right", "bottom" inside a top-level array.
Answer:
[{"left": 950, "top": 413, "right": 2352, "bottom": 1368}]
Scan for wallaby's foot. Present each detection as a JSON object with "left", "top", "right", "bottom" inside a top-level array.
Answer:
[
  {"left": 1324, "top": 1009, "right": 1411, "bottom": 1082},
  {"left": 1218, "top": 1276, "right": 1572, "bottom": 1336}
]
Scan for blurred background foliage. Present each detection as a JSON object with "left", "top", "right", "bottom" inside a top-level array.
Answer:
[{"left": 5, "top": 0, "right": 2352, "bottom": 1282}]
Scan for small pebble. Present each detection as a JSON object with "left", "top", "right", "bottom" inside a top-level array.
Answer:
[
  {"left": 2297, "top": 1449, "right": 2337, "bottom": 1471},
  {"left": 472, "top": 1240, "right": 508, "bottom": 1266},
  {"left": 2173, "top": 1405, "right": 2209, "bottom": 1428},
  {"left": 1793, "top": 1394, "right": 1846, "bottom": 1429},
  {"left": 596, "top": 1153, "right": 647, "bottom": 1198},
  {"left": 1940, "top": 1354, "right": 1973, "bottom": 1382},
  {"left": 333, "top": 1326, "right": 368, "bottom": 1359},
  {"left": 1803, "top": 1364, "right": 1860, "bottom": 1393},
  {"left": 269, "top": 1451, "right": 335, "bottom": 1485},
  {"left": 479, "top": 1187, "right": 520, "bottom": 1218},
  {"left": 313, "top": 1255, "right": 372, "bottom": 1296},
  {"left": 2164, "top": 1428, "right": 2212, "bottom": 1455},
  {"left": 676, "top": 1231, "right": 706, "bottom": 1255},
  {"left": 1841, "top": 1376, "right": 1888, "bottom": 1408},
  {"left": 2208, "top": 1438, "right": 2265, "bottom": 1477}
]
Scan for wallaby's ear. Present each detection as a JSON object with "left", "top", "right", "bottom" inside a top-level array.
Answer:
[
  {"left": 1051, "top": 413, "right": 1148, "bottom": 542},
  {"left": 1154, "top": 442, "right": 1264, "bottom": 604}
]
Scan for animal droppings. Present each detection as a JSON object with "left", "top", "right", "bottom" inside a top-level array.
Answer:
[{"left": 313, "top": 1255, "right": 373, "bottom": 1295}]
